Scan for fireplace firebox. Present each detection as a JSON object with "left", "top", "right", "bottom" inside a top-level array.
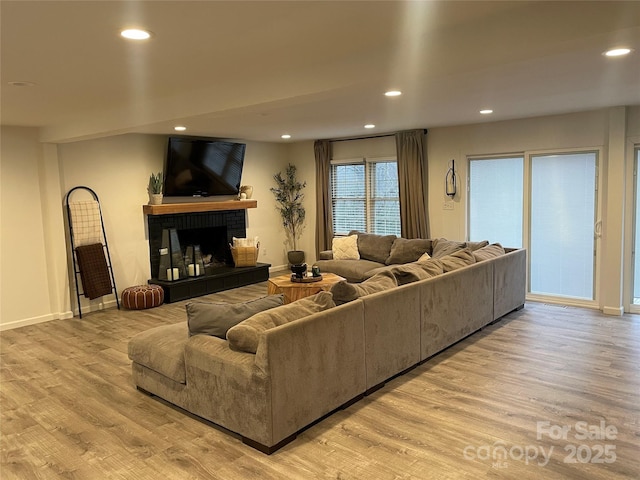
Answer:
[{"left": 146, "top": 206, "right": 269, "bottom": 303}]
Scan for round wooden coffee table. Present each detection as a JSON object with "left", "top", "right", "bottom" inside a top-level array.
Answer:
[{"left": 267, "top": 272, "right": 346, "bottom": 304}]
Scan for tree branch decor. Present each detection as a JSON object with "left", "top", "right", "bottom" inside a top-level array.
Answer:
[{"left": 270, "top": 164, "right": 306, "bottom": 252}]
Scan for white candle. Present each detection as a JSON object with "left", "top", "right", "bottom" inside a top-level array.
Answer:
[
  {"left": 196, "top": 264, "right": 200, "bottom": 276},
  {"left": 188, "top": 264, "right": 195, "bottom": 276},
  {"left": 167, "top": 268, "right": 179, "bottom": 280}
]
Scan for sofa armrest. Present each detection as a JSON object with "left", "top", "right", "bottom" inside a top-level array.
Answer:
[
  {"left": 183, "top": 335, "right": 272, "bottom": 446},
  {"left": 255, "top": 300, "right": 366, "bottom": 446},
  {"left": 318, "top": 250, "right": 333, "bottom": 260}
]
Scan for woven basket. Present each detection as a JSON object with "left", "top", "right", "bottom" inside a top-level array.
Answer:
[{"left": 230, "top": 243, "right": 259, "bottom": 267}]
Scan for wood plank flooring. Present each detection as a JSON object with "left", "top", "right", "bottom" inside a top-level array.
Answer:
[{"left": 1, "top": 282, "right": 639, "bottom": 479}]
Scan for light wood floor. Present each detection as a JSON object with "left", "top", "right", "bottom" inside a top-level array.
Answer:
[{"left": 1, "top": 281, "right": 639, "bottom": 479}]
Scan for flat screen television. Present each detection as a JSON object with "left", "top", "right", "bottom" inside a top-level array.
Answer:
[{"left": 163, "top": 136, "right": 246, "bottom": 197}]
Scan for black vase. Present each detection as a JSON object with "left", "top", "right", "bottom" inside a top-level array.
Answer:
[{"left": 287, "top": 250, "right": 305, "bottom": 265}]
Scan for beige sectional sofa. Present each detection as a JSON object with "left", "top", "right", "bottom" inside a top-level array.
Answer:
[{"left": 128, "top": 242, "right": 526, "bottom": 454}]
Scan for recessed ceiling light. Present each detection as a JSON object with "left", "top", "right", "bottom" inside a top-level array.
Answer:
[
  {"left": 120, "top": 28, "right": 152, "bottom": 40},
  {"left": 480, "top": 109, "right": 493, "bottom": 115},
  {"left": 8, "top": 81, "right": 36, "bottom": 87},
  {"left": 384, "top": 90, "right": 402, "bottom": 97},
  {"left": 604, "top": 48, "right": 632, "bottom": 57},
  {"left": 174, "top": 126, "right": 186, "bottom": 131},
  {"left": 364, "top": 124, "right": 375, "bottom": 129},
  {"left": 281, "top": 134, "right": 291, "bottom": 139}
]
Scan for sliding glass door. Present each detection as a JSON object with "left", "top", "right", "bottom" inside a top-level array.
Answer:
[
  {"left": 469, "top": 150, "right": 598, "bottom": 303},
  {"left": 529, "top": 152, "right": 597, "bottom": 299}
]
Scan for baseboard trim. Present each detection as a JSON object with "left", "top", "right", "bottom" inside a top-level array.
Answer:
[
  {"left": 0, "top": 309, "right": 74, "bottom": 331},
  {"left": 602, "top": 305, "right": 624, "bottom": 316}
]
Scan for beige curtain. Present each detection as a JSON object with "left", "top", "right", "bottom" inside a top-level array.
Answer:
[
  {"left": 395, "top": 130, "right": 429, "bottom": 239},
  {"left": 314, "top": 139, "right": 333, "bottom": 254}
]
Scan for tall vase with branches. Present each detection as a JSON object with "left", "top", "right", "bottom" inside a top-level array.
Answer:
[{"left": 271, "top": 163, "right": 307, "bottom": 264}]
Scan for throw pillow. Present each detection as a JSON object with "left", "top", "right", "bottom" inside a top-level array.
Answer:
[
  {"left": 439, "top": 248, "right": 476, "bottom": 272},
  {"left": 386, "top": 263, "right": 434, "bottom": 285},
  {"left": 186, "top": 295, "right": 284, "bottom": 338},
  {"left": 416, "top": 251, "right": 431, "bottom": 262},
  {"left": 465, "top": 240, "right": 489, "bottom": 251},
  {"left": 332, "top": 234, "right": 360, "bottom": 260},
  {"left": 431, "top": 238, "right": 466, "bottom": 258},
  {"left": 226, "top": 291, "right": 336, "bottom": 353},
  {"left": 473, "top": 243, "right": 506, "bottom": 262},
  {"left": 385, "top": 238, "right": 432, "bottom": 265},
  {"left": 330, "top": 270, "right": 398, "bottom": 305},
  {"left": 348, "top": 230, "right": 397, "bottom": 264},
  {"left": 417, "top": 259, "right": 444, "bottom": 277}
]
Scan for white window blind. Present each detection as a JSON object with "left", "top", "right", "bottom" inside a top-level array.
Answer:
[
  {"left": 330, "top": 157, "right": 399, "bottom": 236},
  {"left": 469, "top": 156, "right": 524, "bottom": 247}
]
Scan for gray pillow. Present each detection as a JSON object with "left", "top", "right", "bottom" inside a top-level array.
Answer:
[
  {"left": 385, "top": 238, "right": 432, "bottom": 265},
  {"left": 385, "top": 263, "right": 434, "bottom": 285},
  {"left": 416, "top": 258, "right": 445, "bottom": 277},
  {"left": 331, "top": 270, "right": 398, "bottom": 305},
  {"left": 186, "top": 294, "right": 284, "bottom": 338},
  {"left": 465, "top": 240, "right": 489, "bottom": 251},
  {"left": 473, "top": 243, "right": 506, "bottom": 262},
  {"left": 226, "top": 291, "right": 336, "bottom": 353},
  {"left": 439, "top": 248, "right": 476, "bottom": 272},
  {"left": 431, "top": 238, "right": 466, "bottom": 258},
  {"left": 348, "top": 230, "right": 397, "bottom": 264}
]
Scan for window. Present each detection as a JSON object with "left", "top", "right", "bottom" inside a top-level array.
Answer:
[{"left": 331, "top": 157, "right": 400, "bottom": 236}]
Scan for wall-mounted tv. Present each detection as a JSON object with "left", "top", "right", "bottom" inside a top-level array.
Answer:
[{"left": 163, "top": 136, "right": 246, "bottom": 197}]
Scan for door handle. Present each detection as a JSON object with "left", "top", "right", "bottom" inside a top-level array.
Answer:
[{"left": 594, "top": 220, "right": 602, "bottom": 238}]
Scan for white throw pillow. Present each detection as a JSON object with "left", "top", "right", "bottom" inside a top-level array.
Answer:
[
  {"left": 332, "top": 234, "right": 360, "bottom": 260},
  {"left": 416, "top": 252, "right": 432, "bottom": 263}
]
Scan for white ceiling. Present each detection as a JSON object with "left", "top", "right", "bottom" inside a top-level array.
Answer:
[{"left": 2, "top": 1, "right": 639, "bottom": 144}]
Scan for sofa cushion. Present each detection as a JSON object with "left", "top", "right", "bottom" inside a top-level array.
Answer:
[
  {"left": 128, "top": 323, "right": 189, "bottom": 384},
  {"left": 226, "top": 291, "right": 336, "bottom": 353},
  {"left": 439, "top": 248, "right": 476, "bottom": 272},
  {"left": 348, "top": 230, "right": 397, "bottom": 264},
  {"left": 385, "top": 238, "right": 432, "bottom": 265},
  {"left": 330, "top": 271, "right": 398, "bottom": 305},
  {"left": 186, "top": 295, "right": 284, "bottom": 338},
  {"left": 473, "top": 243, "right": 506, "bottom": 262},
  {"left": 465, "top": 240, "right": 490, "bottom": 251},
  {"left": 315, "top": 258, "right": 385, "bottom": 283},
  {"left": 431, "top": 238, "right": 466, "bottom": 258},
  {"left": 416, "top": 258, "right": 445, "bottom": 277},
  {"left": 385, "top": 263, "right": 437, "bottom": 285},
  {"left": 332, "top": 234, "right": 360, "bottom": 260}
]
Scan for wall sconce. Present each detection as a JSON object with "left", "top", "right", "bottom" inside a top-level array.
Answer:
[{"left": 445, "top": 159, "right": 457, "bottom": 198}]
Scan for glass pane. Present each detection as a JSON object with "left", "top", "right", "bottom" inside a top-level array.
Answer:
[
  {"left": 469, "top": 157, "right": 523, "bottom": 247},
  {"left": 331, "top": 163, "right": 365, "bottom": 235},
  {"left": 530, "top": 152, "right": 596, "bottom": 299},
  {"left": 369, "top": 161, "right": 400, "bottom": 236},
  {"left": 634, "top": 149, "right": 640, "bottom": 304}
]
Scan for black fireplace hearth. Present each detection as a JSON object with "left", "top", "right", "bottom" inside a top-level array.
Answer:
[{"left": 146, "top": 208, "right": 270, "bottom": 302}]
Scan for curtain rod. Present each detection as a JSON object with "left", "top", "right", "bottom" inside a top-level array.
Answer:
[{"left": 327, "top": 129, "right": 427, "bottom": 143}]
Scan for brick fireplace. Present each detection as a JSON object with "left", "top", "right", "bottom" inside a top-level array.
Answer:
[{"left": 144, "top": 201, "right": 269, "bottom": 302}]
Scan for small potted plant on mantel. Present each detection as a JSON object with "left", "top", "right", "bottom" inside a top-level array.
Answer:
[
  {"left": 148, "top": 172, "right": 163, "bottom": 205},
  {"left": 271, "top": 163, "right": 306, "bottom": 265}
]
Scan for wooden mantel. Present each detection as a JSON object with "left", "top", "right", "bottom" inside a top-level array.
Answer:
[{"left": 143, "top": 200, "right": 257, "bottom": 215}]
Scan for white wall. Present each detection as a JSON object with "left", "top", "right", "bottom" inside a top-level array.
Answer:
[{"left": 1, "top": 127, "right": 57, "bottom": 328}]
